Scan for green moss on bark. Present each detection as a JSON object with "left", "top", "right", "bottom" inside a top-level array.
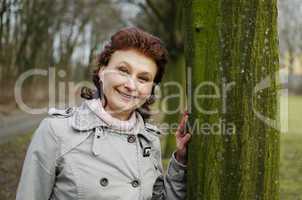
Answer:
[{"left": 184, "top": 0, "right": 280, "bottom": 199}]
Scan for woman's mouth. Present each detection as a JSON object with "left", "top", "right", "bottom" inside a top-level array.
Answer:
[{"left": 116, "top": 90, "right": 138, "bottom": 101}]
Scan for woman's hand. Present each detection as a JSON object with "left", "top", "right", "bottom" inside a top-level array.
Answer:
[{"left": 175, "top": 112, "right": 191, "bottom": 165}]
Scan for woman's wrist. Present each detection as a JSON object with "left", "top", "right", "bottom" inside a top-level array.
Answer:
[{"left": 175, "top": 150, "right": 187, "bottom": 165}]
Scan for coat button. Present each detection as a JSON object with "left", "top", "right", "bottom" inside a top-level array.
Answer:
[
  {"left": 127, "top": 135, "right": 136, "bottom": 143},
  {"left": 131, "top": 180, "right": 140, "bottom": 188},
  {"left": 100, "top": 178, "right": 109, "bottom": 187}
]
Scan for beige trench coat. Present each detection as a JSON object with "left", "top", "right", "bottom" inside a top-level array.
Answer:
[{"left": 16, "top": 100, "right": 187, "bottom": 200}]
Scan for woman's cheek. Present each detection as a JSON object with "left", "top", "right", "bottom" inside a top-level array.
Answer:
[
  {"left": 106, "top": 74, "right": 126, "bottom": 88},
  {"left": 139, "top": 85, "right": 153, "bottom": 100}
]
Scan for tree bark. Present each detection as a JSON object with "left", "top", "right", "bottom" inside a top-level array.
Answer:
[{"left": 184, "top": 0, "right": 280, "bottom": 199}]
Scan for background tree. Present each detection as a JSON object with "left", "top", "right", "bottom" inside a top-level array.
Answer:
[
  {"left": 0, "top": 0, "right": 123, "bottom": 104},
  {"left": 278, "top": 0, "right": 302, "bottom": 74},
  {"left": 184, "top": 0, "right": 280, "bottom": 199}
]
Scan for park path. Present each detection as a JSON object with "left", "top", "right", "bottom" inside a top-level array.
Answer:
[{"left": 0, "top": 111, "right": 46, "bottom": 144}]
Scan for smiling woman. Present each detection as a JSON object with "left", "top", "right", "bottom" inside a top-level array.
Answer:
[
  {"left": 98, "top": 49, "right": 158, "bottom": 120},
  {"left": 16, "top": 27, "right": 191, "bottom": 200},
  {"left": 82, "top": 27, "right": 168, "bottom": 121}
]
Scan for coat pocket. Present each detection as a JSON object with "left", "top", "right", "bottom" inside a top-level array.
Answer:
[
  {"left": 151, "top": 174, "right": 166, "bottom": 200},
  {"left": 150, "top": 156, "right": 166, "bottom": 200}
]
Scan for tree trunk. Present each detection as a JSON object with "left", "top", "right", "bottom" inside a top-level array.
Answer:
[{"left": 184, "top": 0, "right": 280, "bottom": 199}]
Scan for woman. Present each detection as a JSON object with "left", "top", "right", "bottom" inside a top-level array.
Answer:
[{"left": 16, "top": 27, "right": 191, "bottom": 200}]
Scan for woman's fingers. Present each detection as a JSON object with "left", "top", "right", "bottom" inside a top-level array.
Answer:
[
  {"left": 177, "top": 133, "right": 191, "bottom": 149},
  {"left": 182, "top": 133, "right": 191, "bottom": 143},
  {"left": 175, "top": 112, "right": 192, "bottom": 160},
  {"left": 181, "top": 133, "right": 191, "bottom": 145},
  {"left": 176, "top": 112, "right": 189, "bottom": 136}
]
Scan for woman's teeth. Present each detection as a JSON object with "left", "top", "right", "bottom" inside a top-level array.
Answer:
[{"left": 117, "top": 90, "right": 137, "bottom": 99}]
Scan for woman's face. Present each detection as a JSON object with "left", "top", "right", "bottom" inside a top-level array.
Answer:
[{"left": 99, "top": 48, "right": 157, "bottom": 115}]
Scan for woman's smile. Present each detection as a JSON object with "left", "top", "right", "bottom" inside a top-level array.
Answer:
[{"left": 116, "top": 89, "right": 139, "bottom": 102}]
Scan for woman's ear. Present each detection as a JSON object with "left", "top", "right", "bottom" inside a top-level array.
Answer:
[
  {"left": 151, "top": 84, "right": 160, "bottom": 95},
  {"left": 151, "top": 84, "right": 160, "bottom": 100},
  {"left": 98, "top": 66, "right": 105, "bottom": 81}
]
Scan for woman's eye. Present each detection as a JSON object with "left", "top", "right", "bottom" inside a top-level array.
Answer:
[
  {"left": 139, "top": 77, "right": 150, "bottom": 82},
  {"left": 118, "top": 67, "right": 129, "bottom": 74}
]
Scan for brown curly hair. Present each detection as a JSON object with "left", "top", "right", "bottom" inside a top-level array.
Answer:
[{"left": 81, "top": 27, "right": 168, "bottom": 121}]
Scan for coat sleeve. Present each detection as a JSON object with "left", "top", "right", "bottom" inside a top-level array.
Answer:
[
  {"left": 16, "top": 118, "right": 59, "bottom": 200},
  {"left": 164, "top": 151, "right": 187, "bottom": 200},
  {"left": 151, "top": 137, "right": 187, "bottom": 200}
]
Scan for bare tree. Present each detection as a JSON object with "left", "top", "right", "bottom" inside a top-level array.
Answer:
[
  {"left": 0, "top": 0, "right": 124, "bottom": 103},
  {"left": 278, "top": 0, "right": 302, "bottom": 74}
]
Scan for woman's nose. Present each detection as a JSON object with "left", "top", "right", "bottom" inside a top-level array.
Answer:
[{"left": 124, "top": 77, "right": 137, "bottom": 91}]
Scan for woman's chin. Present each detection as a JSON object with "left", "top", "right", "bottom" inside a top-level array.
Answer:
[
  {"left": 112, "top": 102, "right": 135, "bottom": 113},
  {"left": 109, "top": 95, "right": 143, "bottom": 113}
]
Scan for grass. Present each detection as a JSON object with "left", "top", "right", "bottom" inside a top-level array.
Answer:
[
  {"left": 280, "top": 133, "right": 302, "bottom": 199},
  {"left": 0, "top": 95, "right": 301, "bottom": 199},
  {"left": 280, "top": 95, "right": 302, "bottom": 199},
  {"left": 0, "top": 133, "right": 32, "bottom": 200}
]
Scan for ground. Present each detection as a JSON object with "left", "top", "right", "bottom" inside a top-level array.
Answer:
[{"left": 0, "top": 133, "right": 32, "bottom": 199}]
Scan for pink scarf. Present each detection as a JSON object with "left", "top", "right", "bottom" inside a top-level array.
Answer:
[{"left": 87, "top": 99, "right": 137, "bottom": 132}]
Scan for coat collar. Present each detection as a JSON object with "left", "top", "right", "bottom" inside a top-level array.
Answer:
[{"left": 71, "top": 100, "right": 145, "bottom": 135}]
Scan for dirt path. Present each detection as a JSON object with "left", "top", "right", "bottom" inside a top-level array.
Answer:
[{"left": 0, "top": 111, "right": 46, "bottom": 144}]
